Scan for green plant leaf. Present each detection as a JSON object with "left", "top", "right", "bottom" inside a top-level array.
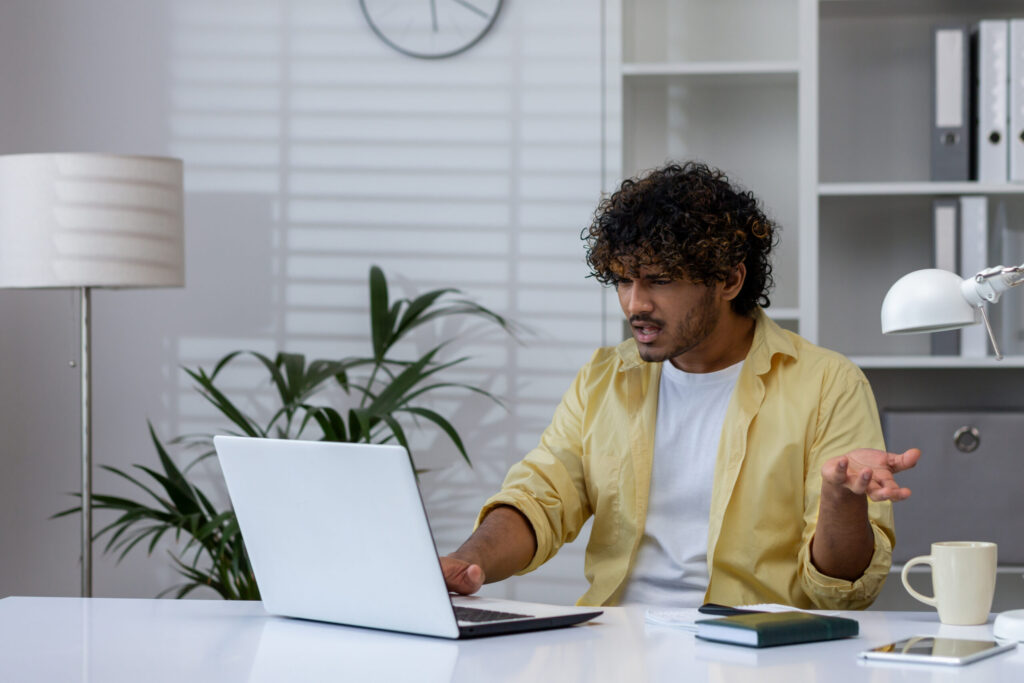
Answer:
[
  {"left": 366, "top": 344, "right": 445, "bottom": 414},
  {"left": 245, "top": 351, "right": 291, "bottom": 408},
  {"left": 280, "top": 352, "right": 307, "bottom": 405},
  {"left": 412, "top": 301, "right": 513, "bottom": 333},
  {"left": 392, "top": 287, "right": 458, "bottom": 340},
  {"left": 305, "top": 358, "right": 356, "bottom": 394},
  {"left": 399, "top": 406, "right": 471, "bottom": 466},
  {"left": 379, "top": 415, "right": 411, "bottom": 453},
  {"left": 100, "top": 464, "right": 176, "bottom": 514},
  {"left": 143, "top": 423, "right": 204, "bottom": 516},
  {"left": 209, "top": 350, "right": 245, "bottom": 380},
  {"left": 403, "top": 381, "right": 505, "bottom": 409},
  {"left": 369, "top": 265, "right": 390, "bottom": 362},
  {"left": 348, "top": 407, "right": 374, "bottom": 443},
  {"left": 183, "top": 367, "right": 264, "bottom": 437},
  {"left": 306, "top": 405, "right": 348, "bottom": 442}
]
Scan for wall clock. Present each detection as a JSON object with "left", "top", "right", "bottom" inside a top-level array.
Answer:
[{"left": 360, "top": 0, "right": 503, "bottom": 59}]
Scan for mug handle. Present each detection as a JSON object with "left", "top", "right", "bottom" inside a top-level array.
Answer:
[{"left": 901, "top": 555, "right": 936, "bottom": 607}]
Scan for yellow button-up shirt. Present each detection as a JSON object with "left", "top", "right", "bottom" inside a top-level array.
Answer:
[{"left": 479, "top": 310, "right": 894, "bottom": 609}]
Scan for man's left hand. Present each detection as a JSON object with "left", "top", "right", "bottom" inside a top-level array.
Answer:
[{"left": 821, "top": 448, "right": 922, "bottom": 502}]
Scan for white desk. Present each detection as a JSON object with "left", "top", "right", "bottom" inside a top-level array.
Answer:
[{"left": 2, "top": 597, "right": 1023, "bottom": 682}]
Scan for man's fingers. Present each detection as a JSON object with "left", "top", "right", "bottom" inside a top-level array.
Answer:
[
  {"left": 441, "top": 557, "right": 485, "bottom": 595},
  {"left": 823, "top": 456, "right": 849, "bottom": 485},
  {"left": 464, "top": 563, "right": 484, "bottom": 590},
  {"left": 852, "top": 468, "right": 872, "bottom": 494},
  {"left": 869, "top": 485, "right": 912, "bottom": 502},
  {"left": 863, "top": 472, "right": 911, "bottom": 501},
  {"left": 888, "top": 448, "right": 922, "bottom": 473}
]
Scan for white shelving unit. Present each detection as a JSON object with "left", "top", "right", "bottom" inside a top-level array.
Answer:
[
  {"left": 612, "top": 0, "right": 1024, "bottom": 367},
  {"left": 610, "top": 0, "right": 1024, "bottom": 611}
]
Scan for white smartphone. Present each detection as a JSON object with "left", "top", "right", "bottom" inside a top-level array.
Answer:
[{"left": 860, "top": 636, "right": 1016, "bottom": 666}]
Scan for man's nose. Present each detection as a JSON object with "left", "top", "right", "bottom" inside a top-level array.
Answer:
[{"left": 625, "top": 283, "right": 653, "bottom": 315}]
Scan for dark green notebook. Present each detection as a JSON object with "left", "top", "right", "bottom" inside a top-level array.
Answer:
[{"left": 695, "top": 611, "right": 859, "bottom": 648}]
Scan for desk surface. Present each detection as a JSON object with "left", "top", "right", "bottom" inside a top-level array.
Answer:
[{"left": 2, "top": 597, "right": 1023, "bottom": 682}]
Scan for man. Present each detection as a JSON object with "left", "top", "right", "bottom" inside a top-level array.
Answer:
[{"left": 441, "top": 161, "right": 920, "bottom": 609}]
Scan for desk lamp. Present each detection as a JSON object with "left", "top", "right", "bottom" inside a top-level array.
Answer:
[
  {"left": 881, "top": 264, "right": 1024, "bottom": 639},
  {"left": 881, "top": 265, "right": 1024, "bottom": 359},
  {"left": 0, "top": 153, "right": 184, "bottom": 597}
]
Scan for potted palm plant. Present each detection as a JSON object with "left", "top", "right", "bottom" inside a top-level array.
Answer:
[{"left": 57, "top": 265, "right": 516, "bottom": 599}]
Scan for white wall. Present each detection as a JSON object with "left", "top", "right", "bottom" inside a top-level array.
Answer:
[{"left": 0, "top": 0, "right": 616, "bottom": 604}]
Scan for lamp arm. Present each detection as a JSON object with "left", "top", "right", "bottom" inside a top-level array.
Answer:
[
  {"left": 960, "top": 264, "right": 1024, "bottom": 307},
  {"left": 958, "top": 264, "right": 1024, "bottom": 362}
]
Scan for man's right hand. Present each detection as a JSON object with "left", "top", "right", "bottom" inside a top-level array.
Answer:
[
  {"left": 439, "top": 505, "right": 536, "bottom": 595},
  {"left": 441, "top": 555, "right": 485, "bottom": 595}
]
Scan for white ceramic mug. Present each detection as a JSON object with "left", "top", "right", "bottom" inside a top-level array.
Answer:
[{"left": 901, "top": 541, "right": 997, "bottom": 625}]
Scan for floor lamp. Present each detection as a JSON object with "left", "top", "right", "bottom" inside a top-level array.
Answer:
[{"left": 0, "top": 153, "right": 184, "bottom": 597}]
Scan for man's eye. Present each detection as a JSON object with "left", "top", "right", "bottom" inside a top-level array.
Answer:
[{"left": 652, "top": 279, "right": 671, "bottom": 286}]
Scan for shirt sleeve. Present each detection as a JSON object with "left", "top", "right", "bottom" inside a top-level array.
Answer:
[
  {"left": 474, "top": 355, "right": 596, "bottom": 574},
  {"left": 797, "top": 362, "right": 895, "bottom": 610}
]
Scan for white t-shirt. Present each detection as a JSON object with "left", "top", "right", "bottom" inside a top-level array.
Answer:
[{"left": 618, "top": 359, "right": 743, "bottom": 607}]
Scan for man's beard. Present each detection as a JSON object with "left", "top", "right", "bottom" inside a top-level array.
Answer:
[{"left": 632, "top": 287, "right": 720, "bottom": 363}]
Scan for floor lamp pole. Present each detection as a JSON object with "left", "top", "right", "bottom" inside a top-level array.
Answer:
[{"left": 80, "top": 286, "right": 92, "bottom": 597}]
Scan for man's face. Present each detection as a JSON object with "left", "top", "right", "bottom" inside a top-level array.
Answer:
[{"left": 615, "top": 266, "right": 723, "bottom": 366}]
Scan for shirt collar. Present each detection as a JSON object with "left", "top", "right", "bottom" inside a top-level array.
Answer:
[{"left": 615, "top": 308, "right": 797, "bottom": 374}]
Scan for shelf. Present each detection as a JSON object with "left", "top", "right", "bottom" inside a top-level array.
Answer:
[
  {"left": 820, "top": 182, "right": 1024, "bottom": 197},
  {"left": 766, "top": 307, "right": 800, "bottom": 320},
  {"left": 851, "top": 355, "right": 1024, "bottom": 369},
  {"left": 622, "top": 61, "right": 800, "bottom": 77},
  {"left": 820, "top": 0, "right": 1022, "bottom": 21},
  {"left": 621, "top": 1, "right": 799, "bottom": 66}
]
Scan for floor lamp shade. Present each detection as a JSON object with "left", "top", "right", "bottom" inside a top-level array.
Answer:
[
  {"left": 0, "top": 153, "right": 184, "bottom": 598},
  {"left": 0, "top": 153, "right": 184, "bottom": 288}
]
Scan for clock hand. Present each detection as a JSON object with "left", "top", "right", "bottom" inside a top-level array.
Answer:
[
  {"left": 430, "top": 0, "right": 438, "bottom": 32},
  {"left": 449, "top": 0, "right": 488, "bottom": 20}
]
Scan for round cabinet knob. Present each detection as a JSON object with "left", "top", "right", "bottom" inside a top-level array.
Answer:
[
  {"left": 989, "top": 130, "right": 1002, "bottom": 144},
  {"left": 953, "top": 425, "right": 981, "bottom": 453}
]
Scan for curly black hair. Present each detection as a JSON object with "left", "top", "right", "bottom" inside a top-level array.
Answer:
[{"left": 582, "top": 161, "right": 777, "bottom": 315}]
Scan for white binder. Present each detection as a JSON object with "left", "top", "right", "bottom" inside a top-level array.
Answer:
[
  {"left": 998, "top": 201, "right": 1024, "bottom": 354},
  {"left": 960, "top": 196, "right": 989, "bottom": 357},
  {"left": 933, "top": 199, "right": 959, "bottom": 274},
  {"left": 1009, "top": 20, "right": 1024, "bottom": 182},
  {"left": 931, "top": 199, "right": 960, "bottom": 355},
  {"left": 975, "top": 20, "right": 1009, "bottom": 183}
]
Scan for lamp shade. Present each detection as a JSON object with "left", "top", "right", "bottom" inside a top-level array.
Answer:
[
  {"left": 0, "top": 153, "right": 184, "bottom": 288},
  {"left": 881, "top": 268, "right": 979, "bottom": 334}
]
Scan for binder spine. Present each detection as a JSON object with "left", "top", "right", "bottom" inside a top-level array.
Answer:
[
  {"left": 976, "top": 20, "right": 1009, "bottom": 183},
  {"left": 995, "top": 200, "right": 1023, "bottom": 355},
  {"left": 932, "top": 25, "right": 971, "bottom": 181},
  {"left": 931, "top": 199, "right": 960, "bottom": 356},
  {"left": 1010, "top": 20, "right": 1024, "bottom": 182},
  {"left": 960, "top": 196, "right": 990, "bottom": 357}
]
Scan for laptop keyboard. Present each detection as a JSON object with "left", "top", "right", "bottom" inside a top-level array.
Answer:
[{"left": 454, "top": 606, "right": 532, "bottom": 623}]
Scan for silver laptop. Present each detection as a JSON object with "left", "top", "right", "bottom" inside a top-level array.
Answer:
[{"left": 213, "top": 435, "right": 602, "bottom": 638}]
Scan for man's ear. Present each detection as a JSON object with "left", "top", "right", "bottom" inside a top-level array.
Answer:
[{"left": 721, "top": 263, "right": 747, "bottom": 302}]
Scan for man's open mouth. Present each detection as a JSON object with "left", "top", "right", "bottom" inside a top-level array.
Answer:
[{"left": 632, "top": 323, "right": 661, "bottom": 344}]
